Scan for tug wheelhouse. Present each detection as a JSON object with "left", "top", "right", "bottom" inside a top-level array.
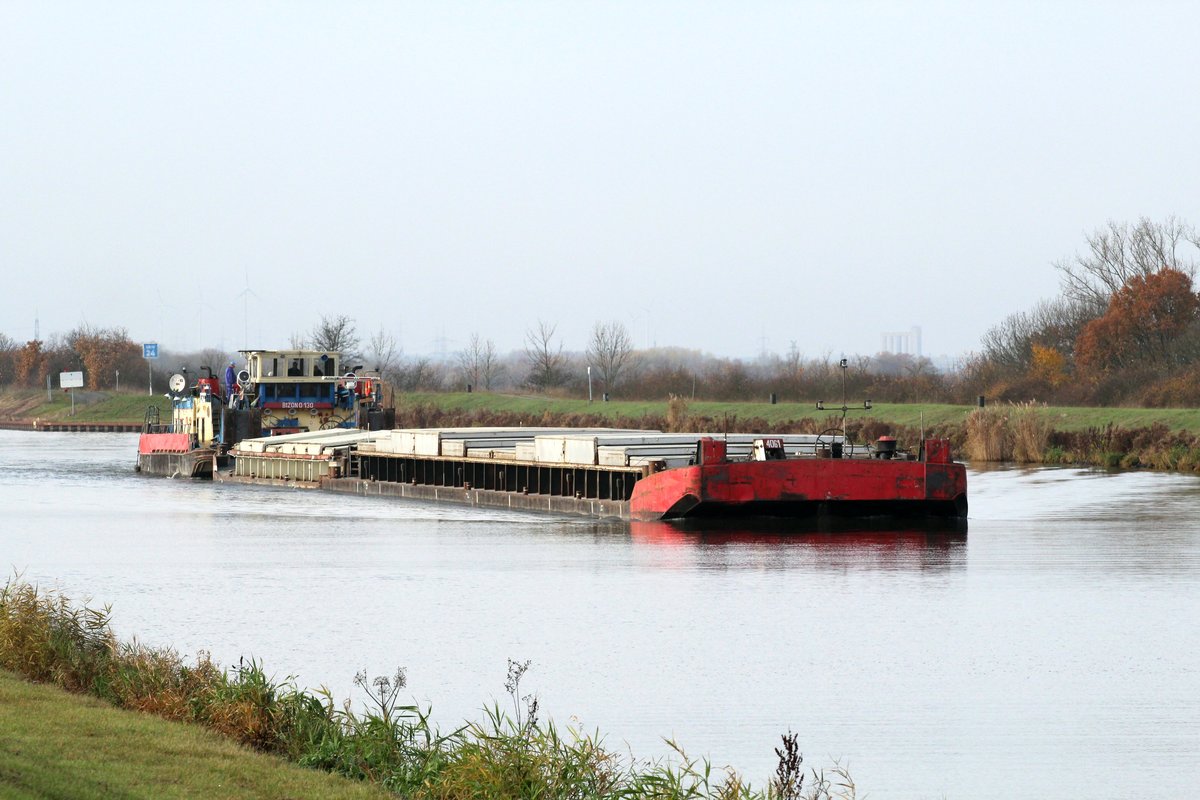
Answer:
[{"left": 240, "top": 349, "right": 386, "bottom": 434}]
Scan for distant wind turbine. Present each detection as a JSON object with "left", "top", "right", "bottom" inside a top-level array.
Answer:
[
  {"left": 154, "top": 289, "right": 179, "bottom": 347},
  {"left": 234, "top": 269, "right": 263, "bottom": 349},
  {"left": 193, "top": 288, "right": 222, "bottom": 351}
]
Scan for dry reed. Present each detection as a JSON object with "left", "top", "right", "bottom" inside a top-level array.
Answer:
[
  {"left": 964, "top": 407, "right": 1010, "bottom": 461},
  {"left": 1010, "top": 402, "right": 1050, "bottom": 463}
]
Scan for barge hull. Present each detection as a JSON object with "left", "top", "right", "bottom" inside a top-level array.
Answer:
[
  {"left": 322, "top": 477, "right": 631, "bottom": 520},
  {"left": 136, "top": 432, "right": 214, "bottom": 478},
  {"left": 629, "top": 456, "right": 967, "bottom": 521},
  {"left": 136, "top": 451, "right": 214, "bottom": 479},
  {"left": 219, "top": 428, "right": 969, "bottom": 526}
]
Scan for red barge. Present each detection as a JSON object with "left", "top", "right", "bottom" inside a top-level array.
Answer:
[
  {"left": 223, "top": 427, "right": 967, "bottom": 523},
  {"left": 625, "top": 436, "right": 966, "bottom": 520}
]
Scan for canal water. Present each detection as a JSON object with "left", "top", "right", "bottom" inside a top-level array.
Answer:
[{"left": 2, "top": 430, "right": 1197, "bottom": 798}]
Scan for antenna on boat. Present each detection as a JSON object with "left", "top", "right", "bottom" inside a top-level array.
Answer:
[{"left": 816, "top": 358, "right": 872, "bottom": 442}]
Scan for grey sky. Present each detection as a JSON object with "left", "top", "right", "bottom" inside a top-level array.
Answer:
[{"left": 3, "top": 1, "right": 1197, "bottom": 360}]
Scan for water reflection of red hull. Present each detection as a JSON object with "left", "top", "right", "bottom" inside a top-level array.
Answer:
[{"left": 629, "top": 519, "right": 967, "bottom": 548}]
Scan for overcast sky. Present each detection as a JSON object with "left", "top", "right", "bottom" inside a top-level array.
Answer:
[{"left": 3, "top": 1, "right": 1198, "bottom": 361}]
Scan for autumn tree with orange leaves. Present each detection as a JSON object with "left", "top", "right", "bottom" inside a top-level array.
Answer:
[
  {"left": 1029, "top": 343, "right": 1068, "bottom": 387},
  {"left": 1074, "top": 268, "right": 1200, "bottom": 374},
  {"left": 66, "top": 326, "right": 141, "bottom": 390},
  {"left": 14, "top": 340, "right": 48, "bottom": 387}
]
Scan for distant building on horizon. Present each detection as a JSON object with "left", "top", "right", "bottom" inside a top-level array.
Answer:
[{"left": 880, "top": 326, "right": 922, "bottom": 358}]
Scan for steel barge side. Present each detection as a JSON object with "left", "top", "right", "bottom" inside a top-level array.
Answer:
[{"left": 220, "top": 428, "right": 968, "bottom": 523}]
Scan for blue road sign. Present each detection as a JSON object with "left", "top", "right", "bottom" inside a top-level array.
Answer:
[{"left": 143, "top": 343, "right": 159, "bottom": 359}]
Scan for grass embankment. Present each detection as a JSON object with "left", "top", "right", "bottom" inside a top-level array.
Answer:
[
  {"left": 398, "top": 392, "right": 1200, "bottom": 434},
  {"left": 0, "top": 389, "right": 170, "bottom": 424},
  {"left": 399, "top": 392, "right": 972, "bottom": 430},
  {"left": 7, "top": 386, "right": 1198, "bottom": 470},
  {"left": 0, "top": 670, "right": 388, "bottom": 800},
  {"left": 0, "top": 578, "right": 852, "bottom": 799},
  {"left": 4, "top": 386, "right": 1199, "bottom": 434},
  {"left": 400, "top": 393, "right": 1200, "bottom": 471}
]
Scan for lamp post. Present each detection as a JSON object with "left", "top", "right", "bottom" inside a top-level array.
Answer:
[{"left": 587, "top": 366, "right": 593, "bottom": 403}]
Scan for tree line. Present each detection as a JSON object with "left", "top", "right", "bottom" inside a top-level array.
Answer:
[
  {"left": 5, "top": 216, "right": 1199, "bottom": 408},
  {"left": 295, "top": 314, "right": 953, "bottom": 404}
]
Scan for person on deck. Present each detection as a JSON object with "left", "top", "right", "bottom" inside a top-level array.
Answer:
[{"left": 224, "top": 362, "right": 236, "bottom": 400}]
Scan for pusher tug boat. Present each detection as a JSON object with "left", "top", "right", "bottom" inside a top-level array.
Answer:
[{"left": 136, "top": 349, "right": 392, "bottom": 478}]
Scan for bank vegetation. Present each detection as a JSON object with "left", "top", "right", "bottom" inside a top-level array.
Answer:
[{"left": 0, "top": 577, "right": 855, "bottom": 800}]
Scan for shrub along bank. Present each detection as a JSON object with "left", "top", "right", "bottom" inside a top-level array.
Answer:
[
  {"left": 961, "top": 406, "right": 1200, "bottom": 470},
  {"left": 0, "top": 578, "right": 855, "bottom": 800}
]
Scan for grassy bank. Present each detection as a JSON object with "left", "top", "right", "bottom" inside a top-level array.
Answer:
[
  {"left": 397, "top": 393, "right": 1200, "bottom": 471},
  {"left": 0, "top": 578, "right": 854, "bottom": 799},
  {"left": 4, "top": 385, "right": 1199, "bottom": 433},
  {"left": 0, "top": 389, "right": 170, "bottom": 424},
  {"left": 6, "top": 386, "right": 1198, "bottom": 472},
  {"left": 0, "top": 670, "right": 389, "bottom": 800},
  {"left": 397, "top": 392, "right": 1200, "bottom": 434},
  {"left": 6, "top": 386, "right": 1200, "bottom": 433}
]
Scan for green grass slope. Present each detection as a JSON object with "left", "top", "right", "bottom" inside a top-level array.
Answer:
[
  {"left": 398, "top": 392, "right": 1200, "bottom": 433},
  {"left": 0, "top": 671, "right": 388, "bottom": 800},
  {"left": 4, "top": 387, "right": 1198, "bottom": 433},
  {"left": 0, "top": 390, "right": 170, "bottom": 424}
]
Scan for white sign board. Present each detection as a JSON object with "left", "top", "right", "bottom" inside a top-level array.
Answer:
[{"left": 60, "top": 371, "right": 84, "bottom": 389}]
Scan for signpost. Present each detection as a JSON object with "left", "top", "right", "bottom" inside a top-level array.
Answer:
[
  {"left": 60, "top": 370, "right": 84, "bottom": 416},
  {"left": 143, "top": 342, "right": 159, "bottom": 395}
]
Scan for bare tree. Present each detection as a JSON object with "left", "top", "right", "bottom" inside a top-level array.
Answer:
[
  {"left": 310, "top": 314, "right": 360, "bottom": 360},
  {"left": 981, "top": 296, "right": 1098, "bottom": 371},
  {"left": 524, "top": 320, "right": 566, "bottom": 391},
  {"left": 586, "top": 321, "right": 636, "bottom": 393},
  {"left": 457, "top": 332, "right": 499, "bottom": 390},
  {"left": 367, "top": 326, "right": 400, "bottom": 375},
  {"left": 782, "top": 341, "right": 803, "bottom": 381},
  {"left": 1056, "top": 216, "right": 1200, "bottom": 309},
  {"left": 393, "top": 356, "right": 445, "bottom": 391}
]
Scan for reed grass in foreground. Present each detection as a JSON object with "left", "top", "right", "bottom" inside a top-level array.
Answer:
[{"left": 0, "top": 578, "right": 856, "bottom": 799}]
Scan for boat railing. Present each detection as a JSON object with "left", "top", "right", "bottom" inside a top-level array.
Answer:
[{"left": 141, "top": 405, "right": 168, "bottom": 434}]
